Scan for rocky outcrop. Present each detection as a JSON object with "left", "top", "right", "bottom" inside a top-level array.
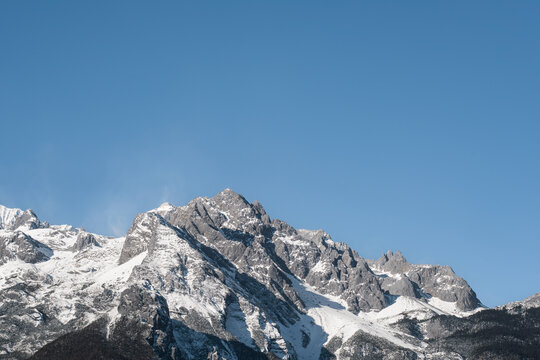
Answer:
[
  {"left": 372, "top": 250, "right": 481, "bottom": 311},
  {"left": 0, "top": 231, "right": 52, "bottom": 265},
  {"left": 272, "top": 226, "right": 387, "bottom": 313},
  {"left": 110, "top": 282, "right": 180, "bottom": 360},
  {"left": 71, "top": 231, "right": 100, "bottom": 251},
  {"left": 118, "top": 212, "right": 162, "bottom": 264}
]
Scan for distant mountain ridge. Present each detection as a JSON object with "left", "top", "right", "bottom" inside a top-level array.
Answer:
[{"left": 0, "top": 189, "right": 538, "bottom": 359}]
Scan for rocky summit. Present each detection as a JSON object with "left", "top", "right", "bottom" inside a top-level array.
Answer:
[{"left": 0, "top": 190, "right": 538, "bottom": 360}]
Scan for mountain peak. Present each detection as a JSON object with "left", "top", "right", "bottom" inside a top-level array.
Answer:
[
  {"left": 0, "top": 204, "right": 41, "bottom": 231},
  {"left": 388, "top": 249, "right": 406, "bottom": 260},
  {"left": 0, "top": 203, "right": 23, "bottom": 222},
  {"left": 212, "top": 188, "right": 249, "bottom": 203},
  {"left": 157, "top": 202, "right": 175, "bottom": 211},
  {"left": 373, "top": 249, "right": 410, "bottom": 274}
]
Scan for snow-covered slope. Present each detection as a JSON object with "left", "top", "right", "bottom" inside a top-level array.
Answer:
[
  {"left": 0, "top": 205, "right": 23, "bottom": 229},
  {"left": 1, "top": 190, "right": 538, "bottom": 360},
  {"left": 0, "top": 204, "right": 41, "bottom": 231},
  {"left": 0, "top": 222, "right": 145, "bottom": 357}
]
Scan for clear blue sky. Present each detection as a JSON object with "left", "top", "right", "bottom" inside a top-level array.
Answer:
[{"left": 1, "top": 1, "right": 539, "bottom": 307}]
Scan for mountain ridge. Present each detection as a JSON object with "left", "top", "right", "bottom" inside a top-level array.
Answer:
[{"left": 0, "top": 189, "right": 538, "bottom": 359}]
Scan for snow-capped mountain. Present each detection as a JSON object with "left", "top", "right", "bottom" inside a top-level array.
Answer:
[
  {"left": 0, "top": 205, "right": 42, "bottom": 232},
  {"left": 0, "top": 190, "right": 538, "bottom": 360}
]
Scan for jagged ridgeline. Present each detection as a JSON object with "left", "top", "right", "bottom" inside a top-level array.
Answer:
[{"left": 0, "top": 190, "right": 538, "bottom": 360}]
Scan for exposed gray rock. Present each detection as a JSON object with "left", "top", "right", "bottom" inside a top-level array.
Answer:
[
  {"left": 111, "top": 281, "right": 180, "bottom": 360},
  {"left": 373, "top": 250, "right": 409, "bottom": 273},
  {"left": 408, "top": 265, "right": 480, "bottom": 310},
  {"left": 0, "top": 231, "right": 52, "bottom": 265},
  {"left": 0, "top": 280, "right": 69, "bottom": 360},
  {"left": 273, "top": 227, "right": 387, "bottom": 313},
  {"left": 380, "top": 275, "right": 418, "bottom": 298},
  {"left": 71, "top": 231, "right": 100, "bottom": 251},
  {"left": 373, "top": 250, "right": 480, "bottom": 311},
  {"left": 118, "top": 212, "right": 162, "bottom": 264}
]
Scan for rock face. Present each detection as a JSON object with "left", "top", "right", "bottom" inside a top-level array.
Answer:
[
  {"left": 0, "top": 190, "right": 538, "bottom": 360},
  {"left": 0, "top": 231, "right": 52, "bottom": 265},
  {"left": 371, "top": 250, "right": 481, "bottom": 311},
  {"left": 72, "top": 231, "right": 100, "bottom": 251},
  {"left": 118, "top": 212, "right": 157, "bottom": 264}
]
